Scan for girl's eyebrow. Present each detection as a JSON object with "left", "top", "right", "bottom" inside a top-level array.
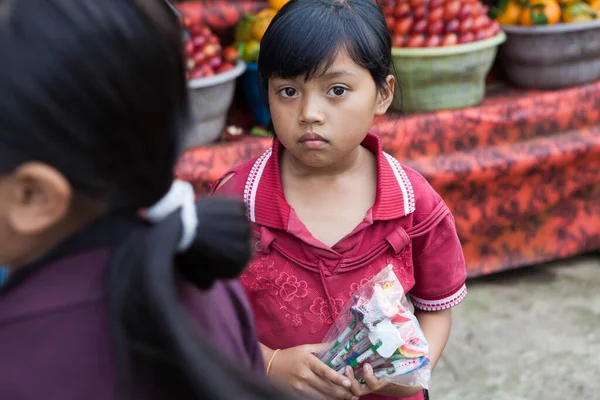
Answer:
[{"left": 319, "top": 70, "right": 355, "bottom": 79}]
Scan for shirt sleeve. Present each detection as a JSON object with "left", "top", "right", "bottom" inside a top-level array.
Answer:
[{"left": 409, "top": 207, "right": 467, "bottom": 312}]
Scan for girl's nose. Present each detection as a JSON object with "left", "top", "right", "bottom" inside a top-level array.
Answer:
[{"left": 299, "top": 94, "right": 324, "bottom": 125}]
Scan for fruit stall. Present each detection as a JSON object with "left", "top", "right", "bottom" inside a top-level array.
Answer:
[{"left": 170, "top": 0, "right": 600, "bottom": 278}]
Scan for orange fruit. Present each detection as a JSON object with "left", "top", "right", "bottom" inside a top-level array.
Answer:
[
  {"left": 590, "top": 0, "right": 600, "bottom": 12},
  {"left": 519, "top": 0, "right": 562, "bottom": 24},
  {"left": 268, "top": 0, "right": 290, "bottom": 11},
  {"left": 251, "top": 9, "right": 277, "bottom": 40},
  {"left": 493, "top": 0, "right": 525, "bottom": 24}
]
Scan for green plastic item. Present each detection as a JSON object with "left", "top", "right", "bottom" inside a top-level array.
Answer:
[{"left": 390, "top": 32, "right": 506, "bottom": 113}]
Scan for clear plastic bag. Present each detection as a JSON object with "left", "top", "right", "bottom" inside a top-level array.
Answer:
[{"left": 316, "top": 265, "right": 431, "bottom": 389}]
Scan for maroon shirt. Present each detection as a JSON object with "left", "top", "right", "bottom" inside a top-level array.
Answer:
[{"left": 0, "top": 220, "right": 263, "bottom": 399}]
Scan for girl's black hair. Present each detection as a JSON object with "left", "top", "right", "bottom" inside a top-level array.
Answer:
[
  {"left": 0, "top": 0, "right": 291, "bottom": 399},
  {"left": 258, "top": 0, "right": 395, "bottom": 96}
]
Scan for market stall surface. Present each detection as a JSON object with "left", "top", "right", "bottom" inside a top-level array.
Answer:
[{"left": 432, "top": 254, "right": 600, "bottom": 400}]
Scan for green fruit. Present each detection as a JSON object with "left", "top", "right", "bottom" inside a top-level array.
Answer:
[
  {"left": 243, "top": 40, "right": 260, "bottom": 63},
  {"left": 234, "top": 15, "right": 255, "bottom": 42},
  {"left": 250, "top": 127, "right": 272, "bottom": 137}
]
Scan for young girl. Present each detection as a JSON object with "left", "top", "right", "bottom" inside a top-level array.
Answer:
[
  {"left": 0, "top": 1, "right": 297, "bottom": 399},
  {"left": 213, "top": 1, "right": 467, "bottom": 399}
]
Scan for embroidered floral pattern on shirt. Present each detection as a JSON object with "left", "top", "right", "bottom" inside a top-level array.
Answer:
[
  {"left": 274, "top": 272, "right": 308, "bottom": 302},
  {"left": 304, "top": 297, "right": 345, "bottom": 333}
]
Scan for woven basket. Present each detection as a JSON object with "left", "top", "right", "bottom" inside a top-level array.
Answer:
[{"left": 391, "top": 32, "right": 506, "bottom": 113}]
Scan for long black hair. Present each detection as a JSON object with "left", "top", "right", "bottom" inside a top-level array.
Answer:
[
  {"left": 0, "top": 0, "right": 292, "bottom": 399},
  {"left": 258, "top": 0, "right": 396, "bottom": 97}
]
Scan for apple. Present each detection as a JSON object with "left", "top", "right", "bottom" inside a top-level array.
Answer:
[
  {"left": 185, "top": 40, "right": 195, "bottom": 56},
  {"left": 193, "top": 51, "right": 207, "bottom": 65},
  {"left": 459, "top": 32, "right": 475, "bottom": 44},
  {"left": 428, "top": 0, "right": 445, "bottom": 9},
  {"left": 222, "top": 46, "right": 239, "bottom": 63},
  {"left": 424, "top": 35, "right": 441, "bottom": 47},
  {"left": 394, "top": 17, "right": 413, "bottom": 35},
  {"left": 444, "top": 1, "right": 461, "bottom": 21},
  {"left": 458, "top": 4, "right": 472, "bottom": 21},
  {"left": 208, "top": 55, "right": 222, "bottom": 70},
  {"left": 445, "top": 19, "right": 460, "bottom": 33},
  {"left": 203, "top": 44, "right": 219, "bottom": 58},
  {"left": 459, "top": 17, "right": 474, "bottom": 34},
  {"left": 186, "top": 58, "right": 196, "bottom": 71},
  {"left": 392, "top": 34, "right": 406, "bottom": 47},
  {"left": 441, "top": 33, "right": 458, "bottom": 46},
  {"left": 192, "top": 35, "right": 206, "bottom": 48},
  {"left": 393, "top": 3, "right": 411, "bottom": 18},
  {"left": 385, "top": 16, "right": 396, "bottom": 31},
  {"left": 406, "top": 34, "right": 425, "bottom": 48},
  {"left": 413, "top": 6, "right": 427, "bottom": 20},
  {"left": 218, "top": 62, "right": 235, "bottom": 74},
  {"left": 428, "top": 7, "right": 444, "bottom": 24},
  {"left": 473, "top": 15, "right": 489, "bottom": 31},
  {"left": 428, "top": 20, "right": 444, "bottom": 35},
  {"left": 411, "top": 19, "right": 427, "bottom": 34}
]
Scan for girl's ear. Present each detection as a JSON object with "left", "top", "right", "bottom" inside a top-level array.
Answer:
[
  {"left": 375, "top": 74, "right": 395, "bottom": 116},
  {"left": 7, "top": 162, "right": 72, "bottom": 235}
]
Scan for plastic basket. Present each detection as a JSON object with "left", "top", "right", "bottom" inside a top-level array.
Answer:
[
  {"left": 391, "top": 32, "right": 506, "bottom": 113},
  {"left": 239, "top": 62, "right": 271, "bottom": 127},
  {"left": 186, "top": 61, "right": 246, "bottom": 149},
  {"left": 500, "top": 21, "right": 600, "bottom": 90}
]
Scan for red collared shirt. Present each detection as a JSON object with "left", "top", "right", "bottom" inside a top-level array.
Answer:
[{"left": 214, "top": 133, "right": 467, "bottom": 400}]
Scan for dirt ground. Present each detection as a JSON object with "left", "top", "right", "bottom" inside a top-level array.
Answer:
[{"left": 430, "top": 254, "right": 600, "bottom": 400}]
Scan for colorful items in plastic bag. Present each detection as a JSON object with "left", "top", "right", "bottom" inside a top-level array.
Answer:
[{"left": 317, "top": 265, "right": 431, "bottom": 389}]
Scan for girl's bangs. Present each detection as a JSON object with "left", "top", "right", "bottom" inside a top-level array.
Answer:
[{"left": 258, "top": 4, "right": 350, "bottom": 81}]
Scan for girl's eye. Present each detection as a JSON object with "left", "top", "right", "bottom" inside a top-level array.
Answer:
[
  {"left": 328, "top": 86, "right": 348, "bottom": 97},
  {"left": 279, "top": 87, "right": 298, "bottom": 98}
]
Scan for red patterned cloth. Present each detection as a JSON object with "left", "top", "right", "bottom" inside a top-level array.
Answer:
[{"left": 213, "top": 133, "right": 467, "bottom": 400}]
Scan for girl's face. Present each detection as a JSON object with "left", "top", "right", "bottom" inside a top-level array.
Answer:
[{"left": 268, "top": 49, "right": 394, "bottom": 170}]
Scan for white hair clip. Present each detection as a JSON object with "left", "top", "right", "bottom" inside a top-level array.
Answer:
[{"left": 145, "top": 180, "right": 198, "bottom": 251}]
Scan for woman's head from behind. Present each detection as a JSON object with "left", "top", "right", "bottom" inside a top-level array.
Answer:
[
  {"left": 259, "top": 0, "right": 395, "bottom": 169},
  {"left": 0, "top": 0, "right": 186, "bottom": 266}
]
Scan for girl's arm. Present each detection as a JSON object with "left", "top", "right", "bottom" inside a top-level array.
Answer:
[{"left": 371, "top": 308, "right": 452, "bottom": 397}]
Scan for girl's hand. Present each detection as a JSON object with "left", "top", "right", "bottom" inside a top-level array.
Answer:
[
  {"left": 343, "top": 364, "right": 388, "bottom": 396},
  {"left": 269, "top": 344, "right": 358, "bottom": 400}
]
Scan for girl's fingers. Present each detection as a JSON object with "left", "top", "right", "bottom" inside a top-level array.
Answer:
[
  {"left": 345, "top": 366, "right": 369, "bottom": 397},
  {"left": 309, "top": 356, "right": 352, "bottom": 389},
  {"left": 362, "top": 363, "right": 387, "bottom": 391},
  {"left": 306, "top": 370, "right": 355, "bottom": 400}
]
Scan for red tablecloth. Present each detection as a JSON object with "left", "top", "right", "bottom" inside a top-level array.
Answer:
[{"left": 177, "top": 81, "right": 600, "bottom": 278}]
